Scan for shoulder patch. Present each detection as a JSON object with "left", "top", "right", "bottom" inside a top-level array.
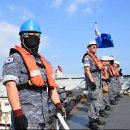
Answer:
[{"left": 5, "top": 57, "right": 14, "bottom": 64}]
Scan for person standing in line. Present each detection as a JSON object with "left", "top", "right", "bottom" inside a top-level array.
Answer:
[
  {"left": 113, "top": 60, "right": 123, "bottom": 98},
  {"left": 107, "top": 56, "right": 119, "bottom": 105},
  {"left": 82, "top": 40, "right": 105, "bottom": 130},
  {"left": 100, "top": 56, "right": 113, "bottom": 112},
  {"left": 2, "top": 19, "right": 66, "bottom": 130}
]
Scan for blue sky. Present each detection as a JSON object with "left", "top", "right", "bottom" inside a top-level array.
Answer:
[{"left": 0, "top": 0, "right": 129, "bottom": 75}]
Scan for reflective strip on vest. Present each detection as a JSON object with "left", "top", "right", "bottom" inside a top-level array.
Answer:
[{"left": 30, "top": 70, "right": 41, "bottom": 77}]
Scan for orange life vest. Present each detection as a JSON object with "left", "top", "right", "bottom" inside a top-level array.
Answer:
[
  {"left": 82, "top": 51, "right": 104, "bottom": 70},
  {"left": 107, "top": 64, "right": 119, "bottom": 77},
  {"left": 10, "top": 45, "right": 58, "bottom": 89},
  {"left": 102, "top": 67, "right": 109, "bottom": 78},
  {"left": 106, "top": 64, "right": 113, "bottom": 77},
  {"left": 113, "top": 66, "right": 120, "bottom": 77}
]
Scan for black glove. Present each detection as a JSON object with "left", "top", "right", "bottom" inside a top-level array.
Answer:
[
  {"left": 91, "top": 82, "right": 96, "bottom": 90},
  {"left": 13, "top": 109, "right": 28, "bottom": 130},
  {"left": 14, "top": 115, "right": 28, "bottom": 130},
  {"left": 55, "top": 103, "right": 66, "bottom": 118},
  {"left": 119, "top": 69, "right": 123, "bottom": 76}
]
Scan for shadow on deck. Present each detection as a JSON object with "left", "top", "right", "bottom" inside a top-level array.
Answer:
[{"left": 66, "top": 95, "right": 130, "bottom": 129}]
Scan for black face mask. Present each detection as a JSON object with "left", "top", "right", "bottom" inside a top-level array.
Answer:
[{"left": 23, "top": 35, "right": 40, "bottom": 49}]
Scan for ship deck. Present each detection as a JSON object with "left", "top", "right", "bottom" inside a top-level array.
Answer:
[{"left": 66, "top": 95, "right": 130, "bottom": 129}]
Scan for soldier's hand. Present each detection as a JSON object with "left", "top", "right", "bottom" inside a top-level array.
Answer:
[
  {"left": 13, "top": 109, "right": 28, "bottom": 130},
  {"left": 107, "top": 78, "right": 111, "bottom": 82},
  {"left": 91, "top": 82, "right": 96, "bottom": 90},
  {"left": 55, "top": 103, "right": 66, "bottom": 118},
  {"left": 119, "top": 69, "right": 123, "bottom": 76}
]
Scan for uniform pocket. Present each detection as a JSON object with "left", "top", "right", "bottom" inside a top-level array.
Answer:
[{"left": 89, "top": 90, "right": 98, "bottom": 100}]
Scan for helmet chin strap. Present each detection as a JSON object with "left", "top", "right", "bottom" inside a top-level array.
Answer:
[
  {"left": 21, "top": 42, "right": 40, "bottom": 58},
  {"left": 21, "top": 41, "right": 31, "bottom": 52}
]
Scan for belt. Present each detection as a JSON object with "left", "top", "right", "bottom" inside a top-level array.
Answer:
[{"left": 17, "top": 83, "right": 47, "bottom": 91}]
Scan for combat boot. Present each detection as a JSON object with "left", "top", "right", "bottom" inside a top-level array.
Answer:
[
  {"left": 99, "top": 110, "right": 109, "bottom": 118},
  {"left": 110, "top": 100, "right": 118, "bottom": 105},
  {"left": 95, "top": 118, "right": 106, "bottom": 125},
  {"left": 89, "top": 120, "right": 100, "bottom": 130},
  {"left": 115, "top": 96, "right": 120, "bottom": 101},
  {"left": 105, "top": 105, "right": 113, "bottom": 111},
  {"left": 117, "top": 94, "right": 122, "bottom": 98}
]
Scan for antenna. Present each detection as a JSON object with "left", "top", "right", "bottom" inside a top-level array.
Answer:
[{"left": 95, "top": 22, "right": 97, "bottom": 29}]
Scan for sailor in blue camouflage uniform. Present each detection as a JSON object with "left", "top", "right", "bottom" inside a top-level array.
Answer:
[
  {"left": 2, "top": 19, "right": 65, "bottom": 130},
  {"left": 108, "top": 56, "right": 119, "bottom": 105},
  {"left": 82, "top": 40, "right": 105, "bottom": 130},
  {"left": 113, "top": 60, "right": 123, "bottom": 98},
  {"left": 100, "top": 56, "right": 113, "bottom": 113}
]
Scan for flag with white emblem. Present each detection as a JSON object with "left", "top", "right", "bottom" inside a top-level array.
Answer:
[{"left": 95, "top": 22, "right": 114, "bottom": 48}]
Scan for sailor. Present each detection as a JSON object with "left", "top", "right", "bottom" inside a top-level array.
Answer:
[
  {"left": 82, "top": 40, "right": 105, "bottom": 130},
  {"left": 95, "top": 55, "right": 110, "bottom": 118},
  {"left": 2, "top": 19, "right": 66, "bottom": 130},
  {"left": 107, "top": 56, "right": 119, "bottom": 105},
  {"left": 113, "top": 60, "right": 123, "bottom": 98},
  {"left": 100, "top": 56, "right": 113, "bottom": 111}
]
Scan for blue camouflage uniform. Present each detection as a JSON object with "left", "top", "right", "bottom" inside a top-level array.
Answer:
[
  {"left": 109, "top": 76, "right": 117, "bottom": 101},
  {"left": 117, "top": 76, "right": 122, "bottom": 95},
  {"left": 83, "top": 55, "right": 102, "bottom": 120},
  {"left": 3, "top": 52, "right": 49, "bottom": 129},
  {"left": 116, "top": 68, "right": 122, "bottom": 96},
  {"left": 101, "top": 80, "right": 110, "bottom": 107}
]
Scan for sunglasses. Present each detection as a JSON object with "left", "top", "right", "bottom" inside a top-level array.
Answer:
[
  {"left": 91, "top": 46, "right": 97, "bottom": 49},
  {"left": 22, "top": 32, "right": 41, "bottom": 37}
]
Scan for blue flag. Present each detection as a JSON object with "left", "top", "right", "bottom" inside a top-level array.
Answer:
[
  {"left": 94, "top": 22, "right": 114, "bottom": 48},
  {"left": 96, "top": 33, "right": 114, "bottom": 48}
]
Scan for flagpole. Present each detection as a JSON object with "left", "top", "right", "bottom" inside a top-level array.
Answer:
[
  {"left": 95, "top": 22, "right": 97, "bottom": 29},
  {"left": 94, "top": 22, "right": 99, "bottom": 37}
]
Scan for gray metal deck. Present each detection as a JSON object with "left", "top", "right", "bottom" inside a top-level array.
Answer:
[{"left": 66, "top": 95, "right": 130, "bottom": 129}]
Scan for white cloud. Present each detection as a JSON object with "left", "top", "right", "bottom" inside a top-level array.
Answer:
[
  {"left": 0, "top": 20, "right": 19, "bottom": 58},
  {"left": 66, "top": 3, "right": 77, "bottom": 15},
  {"left": 20, "top": 7, "right": 34, "bottom": 20},
  {"left": 8, "top": 4, "right": 16, "bottom": 12},
  {"left": 7, "top": 4, "right": 34, "bottom": 20},
  {"left": 66, "top": 0, "right": 88, "bottom": 15},
  {"left": 83, "top": 7, "right": 93, "bottom": 15},
  {"left": 66, "top": 0, "right": 100, "bottom": 15},
  {"left": 76, "top": 0, "right": 88, "bottom": 4},
  {"left": 51, "top": 0, "right": 63, "bottom": 8}
]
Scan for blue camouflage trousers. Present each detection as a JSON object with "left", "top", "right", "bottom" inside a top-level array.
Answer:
[
  {"left": 88, "top": 86, "right": 102, "bottom": 120},
  {"left": 109, "top": 77, "right": 117, "bottom": 101},
  {"left": 117, "top": 76, "right": 122, "bottom": 95},
  {"left": 102, "top": 83, "right": 110, "bottom": 107}
]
